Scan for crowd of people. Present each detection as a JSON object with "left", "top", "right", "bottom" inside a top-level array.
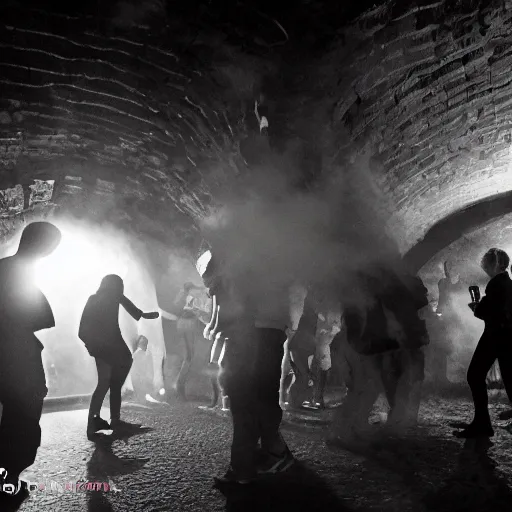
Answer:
[{"left": 1, "top": 221, "right": 512, "bottom": 501}]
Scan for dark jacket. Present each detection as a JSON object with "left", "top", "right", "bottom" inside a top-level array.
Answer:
[
  {"left": 474, "top": 272, "right": 512, "bottom": 335},
  {"left": 79, "top": 275, "right": 142, "bottom": 360},
  {"left": 345, "top": 270, "right": 428, "bottom": 355}
]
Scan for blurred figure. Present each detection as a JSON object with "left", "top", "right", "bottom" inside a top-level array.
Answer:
[
  {"left": 78, "top": 274, "right": 159, "bottom": 439},
  {"left": 174, "top": 282, "right": 210, "bottom": 400},
  {"left": 383, "top": 274, "right": 429, "bottom": 429},
  {"left": 199, "top": 249, "right": 294, "bottom": 485},
  {"left": 287, "top": 287, "right": 318, "bottom": 409},
  {"left": 434, "top": 261, "right": 462, "bottom": 385},
  {"left": 455, "top": 248, "right": 512, "bottom": 438},
  {"left": 0, "top": 222, "right": 61, "bottom": 497},
  {"left": 312, "top": 304, "right": 343, "bottom": 409},
  {"left": 329, "top": 268, "right": 428, "bottom": 442}
]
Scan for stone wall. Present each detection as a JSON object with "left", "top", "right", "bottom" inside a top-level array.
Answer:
[{"left": 324, "top": 0, "right": 512, "bottom": 252}]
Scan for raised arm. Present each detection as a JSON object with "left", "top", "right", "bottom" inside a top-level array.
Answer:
[{"left": 120, "top": 296, "right": 160, "bottom": 321}]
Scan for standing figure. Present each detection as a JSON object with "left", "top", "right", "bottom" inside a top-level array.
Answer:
[
  {"left": 199, "top": 249, "right": 294, "bottom": 485},
  {"left": 329, "top": 268, "right": 427, "bottom": 442},
  {"left": 383, "top": 274, "right": 429, "bottom": 429},
  {"left": 174, "top": 282, "right": 207, "bottom": 400},
  {"left": 287, "top": 288, "right": 319, "bottom": 409},
  {"left": 0, "top": 222, "right": 61, "bottom": 497},
  {"left": 434, "top": 261, "right": 462, "bottom": 385},
  {"left": 312, "top": 304, "right": 343, "bottom": 409},
  {"left": 78, "top": 275, "right": 159, "bottom": 439},
  {"left": 455, "top": 248, "right": 512, "bottom": 438}
]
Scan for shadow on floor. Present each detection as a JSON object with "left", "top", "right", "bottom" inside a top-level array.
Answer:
[
  {"left": 85, "top": 429, "right": 152, "bottom": 512},
  {"left": 423, "top": 438, "right": 512, "bottom": 512},
  {"left": 216, "top": 461, "right": 352, "bottom": 512},
  {"left": 329, "top": 427, "right": 512, "bottom": 512}
]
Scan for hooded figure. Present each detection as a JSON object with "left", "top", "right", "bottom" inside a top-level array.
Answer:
[
  {"left": 0, "top": 221, "right": 61, "bottom": 494},
  {"left": 79, "top": 274, "right": 159, "bottom": 438}
]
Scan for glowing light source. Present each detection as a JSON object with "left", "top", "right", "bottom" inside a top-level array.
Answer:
[{"left": 34, "top": 225, "right": 128, "bottom": 299}]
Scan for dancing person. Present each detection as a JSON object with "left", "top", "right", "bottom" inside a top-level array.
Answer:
[
  {"left": 0, "top": 222, "right": 61, "bottom": 500},
  {"left": 329, "top": 267, "right": 427, "bottom": 443},
  {"left": 455, "top": 248, "right": 512, "bottom": 438},
  {"left": 78, "top": 274, "right": 159, "bottom": 439}
]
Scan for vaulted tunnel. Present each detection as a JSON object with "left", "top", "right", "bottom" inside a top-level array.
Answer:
[{"left": 2, "top": 0, "right": 512, "bottom": 270}]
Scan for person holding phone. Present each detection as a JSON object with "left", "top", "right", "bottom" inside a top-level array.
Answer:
[
  {"left": 79, "top": 274, "right": 159, "bottom": 438},
  {"left": 455, "top": 248, "right": 512, "bottom": 438}
]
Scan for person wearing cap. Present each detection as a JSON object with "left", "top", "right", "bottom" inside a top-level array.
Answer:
[{"left": 0, "top": 222, "right": 61, "bottom": 499}]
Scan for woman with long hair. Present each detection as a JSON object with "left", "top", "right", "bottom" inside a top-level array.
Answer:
[{"left": 79, "top": 274, "right": 159, "bottom": 438}]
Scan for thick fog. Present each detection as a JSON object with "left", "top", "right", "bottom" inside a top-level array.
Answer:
[{"left": 200, "top": 146, "right": 401, "bottom": 309}]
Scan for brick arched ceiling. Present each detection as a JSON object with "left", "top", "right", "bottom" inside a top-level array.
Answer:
[{"left": 1, "top": 0, "right": 512, "bottom": 258}]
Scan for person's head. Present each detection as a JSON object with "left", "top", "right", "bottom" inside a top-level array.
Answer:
[
  {"left": 481, "top": 248, "right": 510, "bottom": 278},
  {"left": 16, "top": 222, "right": 61, "bottom": 261},
  {"left": 97, "top": 274, "right": 124, "bottom": 298}
]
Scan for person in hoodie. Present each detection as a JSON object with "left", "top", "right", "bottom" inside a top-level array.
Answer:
[
  {"left": 455, "top": 248, "right": 512, "bottom": 438},
  {"left": 79, "top": 274, "right": 159, "bottom": 438},
  {"left": 0, "top": 221, "right": 61, "bottom": 498}
]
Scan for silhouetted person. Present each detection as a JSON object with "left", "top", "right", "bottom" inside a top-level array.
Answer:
[
  {"left": 455, "top": 249, "right": 512, "bottom": 439},
  {"left": 384, "top": 274, "right": 429, "bottom": 429},
  {"left": 0, "top": 222, "right": 61, "bottom": 497},
  {"left": 79, "top": 275, "right": 159, "bottom": 439}
]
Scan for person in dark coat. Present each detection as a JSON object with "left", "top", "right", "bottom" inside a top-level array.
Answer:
[
  {"left": 0, "top": 221, "right": 61, "bottom": 497},
  {"left": 455, "top": 248, "right": 512, "bottom": 438},
  {"left": 173, "top": 282, "right": 207, "bottom": 400},
  {"left": 79, "top": 274, "right": 159, "bottom": 438},
  {"left": 199, "top": 249, "right": 294, "bottom": 485}
]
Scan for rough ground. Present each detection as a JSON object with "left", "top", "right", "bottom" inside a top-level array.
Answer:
[{"left": 13, "top": 391, "right": 512, "bottom": 512}]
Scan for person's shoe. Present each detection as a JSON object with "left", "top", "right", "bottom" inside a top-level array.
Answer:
[
  {"left": 110, "top": 419, "right": 142, "bottom": 432},
  {"left": 453, "top": 424, "right": 494, "bottom": 439},
  {"left": 87, "top": 415, "right": 111, "bottom": 438},
  {"left": 498, "top": 409, "right": 512, "bottom": 421},
  {"left": 257, "top": 447, "right": 295, "bottom": 475},
  {"left": 213, "top": 467, "right": 256, "bottom": 486}
]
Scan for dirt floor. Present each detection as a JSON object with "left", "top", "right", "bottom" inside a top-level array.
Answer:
[{"left": 11, "top": 385, "right": 512, "bottom": 512}]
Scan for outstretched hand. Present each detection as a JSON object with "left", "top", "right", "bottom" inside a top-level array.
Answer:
[{"left": 142, "top": 311, "right": 160, "bottom": 320}]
